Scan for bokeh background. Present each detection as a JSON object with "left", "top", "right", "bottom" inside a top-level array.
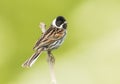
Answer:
[{"left": 0, "top": 0, "right": 120, "bottom": 84}]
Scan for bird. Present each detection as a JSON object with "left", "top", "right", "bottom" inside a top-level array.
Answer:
[{"left": 22, "top": 16, "right": 67, "bottom": 68}]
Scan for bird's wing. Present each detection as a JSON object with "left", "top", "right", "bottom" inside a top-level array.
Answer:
[{"left": 33, "top": 27, "right": 65, "bottom": 50}]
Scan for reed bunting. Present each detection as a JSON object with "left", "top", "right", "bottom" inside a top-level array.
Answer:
[{"left": 22, "top": 16, "right": 67, "bottom": 67}]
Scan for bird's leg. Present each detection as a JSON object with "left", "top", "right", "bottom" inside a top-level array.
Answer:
[
  {"left": 39, "top": 22, "right": 46, "bottom": 34},
  {"left": 47, "top": 51, "right": 56, "bottom": 84},
  {"left": 47, "top": 51, "right": 55, "bottom": 64}
]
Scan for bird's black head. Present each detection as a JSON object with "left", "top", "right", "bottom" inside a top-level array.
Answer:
[
  {"left": 52, "top": 16, "right": 67, "bottom": 29},
  {"left": 56, "top": 16, "right": 66, "bottom": 27}
]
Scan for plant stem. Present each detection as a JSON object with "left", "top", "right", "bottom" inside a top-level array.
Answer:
[
  {"left": 39, "top": 22, "right": 57, "bottom": 84},
  {"left": 47, "top": 51, "right": 56, "bottom": 84}
]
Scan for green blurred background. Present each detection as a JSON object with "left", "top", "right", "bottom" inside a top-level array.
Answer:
[{"left": 0, "top": 0, "right": 120, "bottom": 84}]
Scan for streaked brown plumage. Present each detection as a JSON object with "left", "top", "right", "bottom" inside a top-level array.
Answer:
[
  {"left": 22, "top": 16, "right": 67, "bottom": 67},
  {"left": 33, "top": 27, "right": 66, "bottom": 50}
]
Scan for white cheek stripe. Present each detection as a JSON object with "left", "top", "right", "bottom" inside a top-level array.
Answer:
[{"left": 52, "top": 19, "right": 63, "bottom": 29}]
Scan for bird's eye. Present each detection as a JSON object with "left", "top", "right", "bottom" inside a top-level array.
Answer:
[
  {"left": 63, "top": 24, "right": 67, "bottom": 29},
  {"left": 56, "top": 21, "right": 62, "bottom": 27}
]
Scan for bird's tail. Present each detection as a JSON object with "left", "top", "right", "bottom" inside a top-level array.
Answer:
[{"left": 22, "top": 48, "right": 43, "bottom": 68}]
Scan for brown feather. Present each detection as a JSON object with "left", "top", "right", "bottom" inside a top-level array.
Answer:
[{"left": 33, "top": 26, "right": 65, "bottom": 51}]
